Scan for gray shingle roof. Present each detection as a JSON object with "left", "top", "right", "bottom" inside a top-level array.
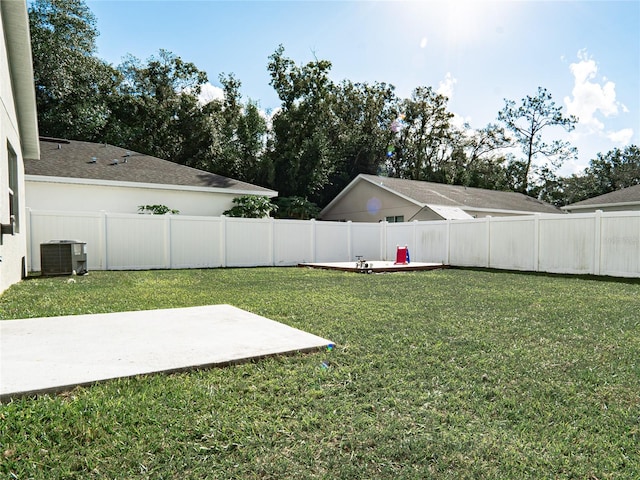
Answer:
[
  {"left": 26, "top": 138, "right": 276, "bottom": 194},
  {"left": 359, "top": 174, "right": 561, "bottom": 214},
  {"left": 563, "top": 184, "right": 640, "bottom": 208}
]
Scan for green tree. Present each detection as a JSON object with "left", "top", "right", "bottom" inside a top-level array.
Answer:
[
  {"left": 321, "top": 81, "right": 398, "bottom": 205},
  {"left": 450, "top": 123, "right": 511, "bottom": 188},
  {"left": 556, "top": 144, "right": 640, "bottom": 205},
  {"left": 29, "top": 0, "right": 121, "bottom": 139},
  {"left": 203, "top": 74, "right": 269, "bottom": 185},
  {"left": 385, "top": 86, "right": 454, "bottom": 181},
  {"left": 104, "top": 50, "right": 209, "bottom": 163},
  {"left": 223, "top": 195, "right": 277, "bottom": 218},
  {"left": 273, "top": 197, "right": 320, "bottom": 220},
  {"left": 498, "top": 87, "right": 578, "bottom": 194},
  {"left": 584, "top": 144, "right": 640, "bottom": 193},
  {"left": 266, "top": 45, "right": 336, "bottom": 201}
]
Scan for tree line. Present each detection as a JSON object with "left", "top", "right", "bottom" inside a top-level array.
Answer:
[{"left": 29, "top": 0, "right": 639, "bottom": 215}]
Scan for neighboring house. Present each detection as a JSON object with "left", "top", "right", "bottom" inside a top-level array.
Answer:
[
  {"left": 25, "top": 138, "right": 277, "bottom": 216},
  {"left": 561, "top": 185, "right": 640, "bottom": 213},
  {"left": 0, "top": 1, "right": 40, "bottom": 294},
  {"left": 319, "top": 174, "right": 561, "bottom": 222}
]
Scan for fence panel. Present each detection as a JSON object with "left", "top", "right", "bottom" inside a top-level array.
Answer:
[
  {"left": 538, "top": 214, "right": 596, "bottom": 274},
  {"left": 315, "top": 222, "right": 349, "bottom": 262},
  {"left": 351, "top": 222, "right": 383, "bottom": 261},
  {"left": 273, "top": 219, "right": 314, "bottom": 265},
  {"left": 415, "top": 221, "right": 448, "bottom": 264},
  {"left": 26, "top": 209, "right": 640, "bottom": 278},
  {"left": 449, "top": 219, "right": 489, "bottom": 267},
  {"left": 106, "top": 214, "right": 167, "bottom": 270},
  {"left": 385, "top": 223, "right": 415, "bottom": 261},
  {"left": 599, "top": 212, "right": 640, "bottom": 277},
  {"left": 489, "top": 217, "right": 536, "bottom": 271},
  {"left": 225, "top": 217, "right": 272, "bottom": 267},
  {"left": 28, "top": 210, "right": 105, "bottom": 271},
  {"left": 169, "top": 216, "right": 223, "bottom": 269}
]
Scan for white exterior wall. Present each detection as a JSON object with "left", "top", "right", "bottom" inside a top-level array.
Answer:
[
  {"left": 25, "top": 177, "right": 243, "bottom": 216},
  {"left": 0, "top": 5, "right": 28, "bottom": 293},
  {"left": 320, "top": 180, "right": 421, "bottom": 222}
]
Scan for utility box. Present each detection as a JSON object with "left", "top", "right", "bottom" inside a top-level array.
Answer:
[{"left": 40, "top": 240, "right": 88, "bottom": 276}]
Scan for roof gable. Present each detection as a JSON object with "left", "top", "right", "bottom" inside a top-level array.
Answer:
[
  {"left": 26, "top": 138, "right": 276, "bottom": 195},
  {"left": 562, "top": 184, "right": 640, "bottom": 209},
  {"left": 322, "top": 174, "right": 560, "bottom": 215}
]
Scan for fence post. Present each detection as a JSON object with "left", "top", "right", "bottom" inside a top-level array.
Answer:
[
  {"left": 100, "top": 210, "right": 108, "bottom": 270},
  {"left": 310, "top": 219, "right": 316, "bottom": 262},
  {"left": 533, "top": 215, "right": 540, "bottom": 272},
  {"left": 485, "top": 216, "right": 491, "bottom": 268},
  {"left": 381, "top": 220, "right": 387, "bottom": 261},
  {"left": 220, "top": 215, "right": 227, "bottom": 268},
  {"left": 446, "top": 218, "right": 451, "bottom": 265},
  {"left": 269, "top": 217, "right": 275, "bottom": 266},
  {"left": 347, "top": 221, "right": 353, "bottom": 261},
  {"left": 165, "top": 214, "right": 172, "bottom": 269},
  {"left": 593, "top": 210, "right": 602, "bottom": 276},
  {"left": 413, "top": 220, "right": 418, "bottom": 261}
]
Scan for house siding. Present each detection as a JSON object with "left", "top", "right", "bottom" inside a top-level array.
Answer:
[
  {"left": 26, "top": 178, "right": 244, "bottom": 216},
  {"left": 321, "top": 180, "right": 420, "bottom": 222},
  {"left": 0, "top": 2, "right": 31, "bottom": 293}
]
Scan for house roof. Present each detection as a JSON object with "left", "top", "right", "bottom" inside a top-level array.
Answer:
[
  {"left": 561, "top": 184, "right": 640, "bottom": 211},
  {"left": 26, "top": 138, "right": 277, "bottom": 196},
  {"left": 1, "top": 0, "right": 40, "bottom": 159},
  {"left": 322, "top": 174, "right": 561, "bottom": 216}
]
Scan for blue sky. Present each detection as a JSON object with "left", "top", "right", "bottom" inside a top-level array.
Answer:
[{"left": 86, "top": 0, "right": 639, "bottom": 176}]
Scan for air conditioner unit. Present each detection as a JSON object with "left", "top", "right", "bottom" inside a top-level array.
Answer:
[{"left": 40, "top": 240, "right": 88, "bottom": 276}]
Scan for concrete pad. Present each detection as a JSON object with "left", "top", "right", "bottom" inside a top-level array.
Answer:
[{"left": 0, "top": 305, "right": 333, "bottom": 400}]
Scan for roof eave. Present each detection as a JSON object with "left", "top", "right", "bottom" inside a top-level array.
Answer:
[
  {"left": 2, "top": 0, "right": 40, "bottom": 160},
  {"left": 562, "top": 200, "right": 640, "bottom": 211},
  {"left": 25, "top": 174, "right": 278, "bottom": 197}
]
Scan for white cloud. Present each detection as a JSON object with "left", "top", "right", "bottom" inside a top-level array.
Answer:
[
  {"left": 197, "top": 82, "right": 225, "bottom": 105},
  {"left": 606, "top": 128, "right": 634, "bottom": 144},
  {"left": 437, "top": 72, "right": 457, "bottom": 99},
  {"left": 420, "top": 37, "right": 428, "bottom": 49},
  {"left": 564, "top": 50, "right": 629, "bottom": 133}
]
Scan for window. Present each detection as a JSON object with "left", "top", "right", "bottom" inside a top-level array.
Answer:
[
  {"left": 385, "top": 215, "right": 404, "bottom": 223},
  {"left": 7, "top": 142, "right": 19, "bottom": 233}
]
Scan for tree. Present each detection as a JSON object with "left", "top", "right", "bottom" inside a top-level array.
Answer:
[
  {"left": 385, "top": 86, "right": 454, "bottom": 181},
  {"left": 584, "top": 145, "right": 640, "bottom": 193},
  {"left": 104, "top": 50, "right": 209, "bottom": 163},
  {"left": 320, "top": 81, "right": 398, "bottom": 205},
  {"left": 266, "top": 45, "right": 337, "bottom": 201},
  {"left": 273, "top": 197, "right": 320, "bottom": 220},
  {"left": 204, "top": 74, "right": 269, "bottom": 185},
  {"left": 29, "top": 0, "right": 121, "bottom": 139},
  {"left": 556, "top": 144, "right": 640, "bottom": 205},
  {"left": 498, "top": 87, "right": 578, "bottom": 194},
  {"left": 223, "top": 195, "right": 277, "bottom": 218}
]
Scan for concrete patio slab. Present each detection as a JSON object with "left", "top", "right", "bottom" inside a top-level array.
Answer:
[{"left": 0, "top": 305, "right": 333, "bottom": 401}]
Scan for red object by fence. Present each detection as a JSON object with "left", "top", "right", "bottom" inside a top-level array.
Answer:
[{"left": 394, "top": 245, "right": 410, "bottom": 265}]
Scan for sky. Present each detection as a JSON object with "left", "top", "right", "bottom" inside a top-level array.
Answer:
[{"left": 85, "top": 0, "right": 640, "bottom": 176}]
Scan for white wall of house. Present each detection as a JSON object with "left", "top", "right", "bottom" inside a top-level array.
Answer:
[
  {"left": 320, "top": 180, "right": 421, "bottom": 222},
  {"left": 25, "top": 176, "right": 263, "bottom": 216},
  {"left": 0, "top": 3, "right": 31, "bottom": 294}
]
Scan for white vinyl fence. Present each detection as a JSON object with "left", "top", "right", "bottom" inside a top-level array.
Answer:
[{"left": 26, "top": 209, "right": 640, "bottom": 278}]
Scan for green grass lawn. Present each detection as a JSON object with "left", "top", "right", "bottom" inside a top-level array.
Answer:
[{"left": 1, "top": 267, "right": 639, "bottom": 479}]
